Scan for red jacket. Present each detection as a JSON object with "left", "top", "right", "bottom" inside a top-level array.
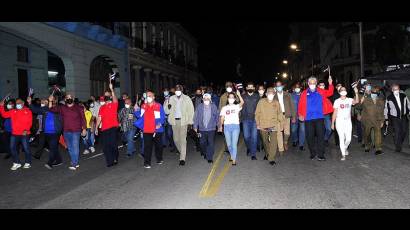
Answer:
[
  {"left": 0, "top": 105, "right": 33, "bottom": 135},
  {"left": 298, "top": 84, "right": 334, "bottom": 118}
]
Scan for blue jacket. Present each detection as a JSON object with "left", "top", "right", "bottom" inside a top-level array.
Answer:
[
  {"left": 292, "top": 92, "right": 301, "bottom": 115},
  {"left": 193, "top": 103, "right": 219, "bottom": 131},
  {"left": 30, "top": 105, "right": 63, "bottom": 134},
  {"left": 4, "top": 118, "right": 12, "bottom": 132},
  {"left": 134, "top": 102, "right": 166, "bottom": 133}
]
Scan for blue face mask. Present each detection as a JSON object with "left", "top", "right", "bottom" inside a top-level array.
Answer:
[
  {"left": 366, "top": 85, "right": 372, "bottom": 91},
  {"left": 276, "top": 86, "right": 283, "bottom": 92},
  {"left": 16, "top": 104, "right": 23, "bottom": 110},
  {"left": 371, "top": 93, "right": 378, "bottom": 99}
]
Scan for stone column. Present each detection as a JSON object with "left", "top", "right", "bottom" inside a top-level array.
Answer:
[
  {"left": 143, "top": 68, "right": 152, "bottom": 92},
  {"left": 132, "top": 65, "right": 142, "bottom": 94},
  {"left": 153, "top": 70, "right": 161, "bottom": 94},
  {"left": 161, "top": 73, "right": 169, "bottom": 89}
]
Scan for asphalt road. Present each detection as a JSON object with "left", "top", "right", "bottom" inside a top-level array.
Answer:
[{"left": 1, "top": 131, "right": 410, "bottom": 209}]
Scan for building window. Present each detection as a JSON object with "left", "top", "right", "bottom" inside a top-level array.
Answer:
[{"left": 17, "top": 46, "right": 29, "bottom": 63}]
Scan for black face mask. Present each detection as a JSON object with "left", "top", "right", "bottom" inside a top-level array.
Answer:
[
  {"left": 65, "top": 99, "right": 74, "bottom": 104},
  {"left": 196, "top": 94, "right": 202, "bottom": 97},
  {"left": 247, "top": 89, "right": 254, "bottom": 94}
]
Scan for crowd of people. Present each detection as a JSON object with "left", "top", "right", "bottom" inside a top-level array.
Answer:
[{"left": 1, "top": 74, "right": 410, "bottom": 171}]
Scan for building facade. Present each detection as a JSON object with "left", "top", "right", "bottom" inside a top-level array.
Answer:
[{"left": 0, "top": 22, "right": 202, "bottom": 101}]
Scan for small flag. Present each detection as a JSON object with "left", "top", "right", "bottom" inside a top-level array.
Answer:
[
  {"left": 323, "top": 65, "right": 330, "bottom": 73},
  {"left": 28, "top": 88, "right": 34, "bottom": 97},
  {"left": 109, "top": 72, "right": 116, "bottom": 81},
  {"left": 51, "top": 85, "right": 61, "bottom": 96},
  {"left": 351, "top": 80, "right": 359, "bottom": 89}
]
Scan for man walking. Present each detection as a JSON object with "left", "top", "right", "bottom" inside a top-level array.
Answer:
[
  {"left": 291, "top": 83, "right": 305, "bottom": 151},
  {"left": 241, "top": 82, "right": 260, "bottom": 160},
  {"left": 165, "top": 84, "right": 194, "bottom": 166},
  {"left": 298, "top": 76, "right": 334, "bottom": 161},
  {"left": 134, "top": 90, "right": 166, "bottom": 168},
  {"left": 118, "top": 98, "right": 137, "bottom": 157},
  {"left": 255, "top": 87, "right": 283, "bottom": 165},
  {"left": 384, "top": 84, "right": 410, "bottom": 152}
]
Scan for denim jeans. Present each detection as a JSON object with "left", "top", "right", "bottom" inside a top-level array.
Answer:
[
  {"left": 63, "top": 132, "right": 80, "bottom": 167},
  {"left": 82, "top": 129, "right": 93, "bottom": 150},
  {"left": 242, "top": 119, "right": 257, "bottom": 156},
  {"left": 324, "top": 114, "right": 332, "bottom": 141},
  {"left": 161, "top": 124, "right": 175, "bottom": 148},
  {"left": 224, "top": 124, "right": 240, "bottom": 161},
  {"left": 10, "top": 135, "right": 31, "bottom": 164},
  {"left": 123, "top": 129, "right": 136, "bottom": 155},
  {"left": 291, "top": 120, "right": 305, "bottom": 147}
]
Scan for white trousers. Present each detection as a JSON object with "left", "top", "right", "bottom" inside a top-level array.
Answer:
[{"left": 336, "top": 118, "right": 352, "bottom": 157}]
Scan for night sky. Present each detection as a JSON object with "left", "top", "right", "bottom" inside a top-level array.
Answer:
[{"left": 182, "top": 22, "right": 291, "bottom": 86}]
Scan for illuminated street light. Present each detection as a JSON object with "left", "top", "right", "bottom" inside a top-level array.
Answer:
[
  {"left": 282, "top": 60, "right": 288, "bottom": 64},
  {"left": 290, "top": 44, "right": 298, "bottom": 50},
  {"left": 282, "top": 73, "right": 288, "bottom": 78}
]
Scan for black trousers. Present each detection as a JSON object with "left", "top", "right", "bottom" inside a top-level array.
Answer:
[
  {"left": 101, "top": 128, "right": 119, "bottom": 166},
  {"left": 45, "top": 133, "right": 62, "bottom": 165},
  {"left": 33, "top": 132, "right": 49, "bottom": 157},
  {"left": 0, "top": 131, "right": 11, "bottom": 154},
  {"left": 305, "top": 118, "right": 325, "bottom": 158},
  {"left": 143, "top": 133, "right": 163, "bottom": 165},
  {"left": 391, "top": 117, "right": 408, "bottom": 150}
]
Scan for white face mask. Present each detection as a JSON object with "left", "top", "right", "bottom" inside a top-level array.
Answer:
[
  {"left": 393, "top": 90, "right": 400, "bottom": 95},
  {"left": 6, "top": 104, "right": 13, "bottom": 110},
  {"left": 340, "top": 91, "right": 347, "bottom": 96},
  {"left": 16, "top": 104, "right": 23, "bottom": 110},
  {"left": 228, "top": 98, "right": 235, "bottom": 104},
  {"left": 100, "top": 101, "right": 105, "bottom": 106},
  {"left": 294, "top": 88, "right": 301, "bottom": 93},
  {"left": 309, "top": 84, "right": 316, "bottom": 91},
  {"left": 226, "top": 87, "right": 233, "bottom": 93},
  {"left": 175, "top": 91, "right": 182, "bottom": 96},
  {"left": 147, "top": 97, "right": 153, "bottom": 103},
  {"left": 319, "top": 85, "right": 325, "bottom": 89},
  {"left": 41, "top": 104, "right": 46, "bottom": 107},
  {"left": 125, "top": 104, "right": 131, "bottom": 109},
  {"left": 267, "top": 94, "right": 274, "bottom": 101},
  {"left": 90, "top": 103, "right": 94, "bottom": 108},
  {"left": 203, "top": 100, "right": 210, "bottom": 105},
  {"left": 258, "top": 90, "right": 265, "bottom": 95},
  {"left": 164, "top": 91, "right": 169, "bottom": 96}
]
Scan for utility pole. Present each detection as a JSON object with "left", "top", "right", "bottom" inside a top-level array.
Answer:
[{"left": 359, "top": 22, "right": 364, "bottom": 80}]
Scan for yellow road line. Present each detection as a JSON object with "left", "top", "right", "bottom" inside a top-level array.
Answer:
[
  {"left": 199, "top": 147, "right": 224, "bottom": 197},
  {"left": 199, "top": 139, "right": 244, "bottom": 198}
]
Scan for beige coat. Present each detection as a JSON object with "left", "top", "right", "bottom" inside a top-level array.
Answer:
[
  {"left": 255, "top": 98, "right": 284, "bottom": 130},
  {"left": 164, "top": 94, "right": 194, "bottom": 126}
]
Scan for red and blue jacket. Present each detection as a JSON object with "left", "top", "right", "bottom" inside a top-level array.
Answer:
[
  {"left": 298, "top": 84, "right": 334, "bottom": 120},
  {"left": 0, "top": 105, "right": 33, "bottom": 135},
  {"left": 134, "top": 102, "right": 165, "bottom": 133}
]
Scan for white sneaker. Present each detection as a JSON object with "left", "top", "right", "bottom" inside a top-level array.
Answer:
[
  {"left": 23, "top": 163, "right": 31, "bottom": 169},
  {"left": 68, "top": 166, "right": 77, "bottom": 170},
  {"left": 11, "top": 163, "right": 22, "bottom": 171},
  {"left": 90, "top": 146, "right": 96, "bottom": 153},
  {"left": 83, "top": 149, "right": 90, "bottom": 155},
  {"left": 341, "top": 156, "right": 346, "bottom": 161},
  {"left": 76, "top": 165, "right": 80, "bottom": 168}
]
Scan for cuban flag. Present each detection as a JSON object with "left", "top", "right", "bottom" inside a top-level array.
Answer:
[
  {"left": 109, "top": 72, "right": 116, "bottom": 81},
  {"left": 28, "top": 88, "right": 34, "bottom": 97}
]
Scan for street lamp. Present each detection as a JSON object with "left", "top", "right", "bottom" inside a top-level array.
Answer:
[
  {"left": 282, "top": 59, "right": 288, "bottom": 64},
  {"left": 282, "top": 72, "right": 288, "bottom": 78},
  {"left": 290, "top": 44, "right": 298, "bottom": 50}
]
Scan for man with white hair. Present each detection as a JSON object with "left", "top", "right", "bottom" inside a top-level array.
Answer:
[
  {"left": 298, "top": 76, "right": 334, "bottom": 161},
  {"left": 193, "top": 93, "right": 219, "bottom": 163}
]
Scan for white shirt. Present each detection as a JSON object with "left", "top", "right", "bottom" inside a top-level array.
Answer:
[
  {"left": 220, "top": 104, "right": 242, "bottom": 125},
  {"left": 175, "top": 97, "right": 182, "bottom": 118},
  {"left": 277, "top": 92, "right": 285, "bottom": 113},
  {"left": 394, "top": 93, "right": 401, "bottom": 111},
  {"left": 333, "top": 98, "right": 354, "bottom": 120}
]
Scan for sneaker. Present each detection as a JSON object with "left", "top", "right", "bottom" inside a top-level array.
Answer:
[
  {"left": 208, "top": 160, "right": 213, "bottom": 164},
  {"left": 76, "top": 165, "right": 80, "bottom": 168},
  {"left": 292, "top": 142, "right": 297, "bottom": 147},
  {"left": 269, "top": 161, "right": 276, "bottom": 165},
  {"left": 179, "top": 160, "right": 185, "bottom": 166},
  {"left": 364, "top": 148, "right": 370, "bottom": 153},
  {"left": 44, "top": 164, "right": 53, "bottom": 170},
  {"left": 299, "top": 146, "right": 305, "bottom": 151},
  {"left": 68, "top": 166, "right": 77, "bottom": 170},
  {"left": 263, "top": 156, "right": 268, "bottom": 160},
  {"left": 157, "top": 160, "right": 164, "bottom": 165},
  {"left": 10, "top": 163, "right": 22, "bottom": 171},
  {"left": 90, "top": 146, "right": 96, "bottom": 153},
  {"left": 310, "top": 155, "right": 316, "bottom": 160},
  {"left": 52, "top": 162, "right": 63, "bottom": 167},
  {"left": 23, "top": 163, "right": 31, "bottom": 169},
  {"left": 44, "top": 148, "right": 49, "bottom": 152},
  {"left": 83, "top": 149, "right": 90, "bottom": 155},
  {"left": 317, "top": 157, "right": 326, "bottom": 161},
  {"left": 341, "top": 156, "right": 346, "bottom": 161},
  {"left": 375, "top": 150, "right": 384, "bottom": 155},
  {"left": 144, "top": 164, "right": 151, "bottom": 169},
  {"left": 251, "top": 156, "right": 257, "bottom": 160}
]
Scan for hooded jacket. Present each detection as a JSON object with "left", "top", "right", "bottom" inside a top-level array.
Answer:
[{"left": 0, "top": 105, "right": 32, "bottom": 135}]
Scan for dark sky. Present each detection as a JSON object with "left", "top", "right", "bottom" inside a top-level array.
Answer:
[{"left": 181, "top": 22, "right": 290, "bottom": 86}]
